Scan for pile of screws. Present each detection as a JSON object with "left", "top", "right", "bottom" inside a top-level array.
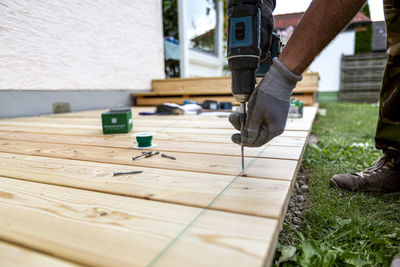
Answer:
[
  {"left": 132, "top": 151, "right": 176, "bottom": 161},
  {"left": 114, "top": 152, "right": 177, "bottom": 176}
]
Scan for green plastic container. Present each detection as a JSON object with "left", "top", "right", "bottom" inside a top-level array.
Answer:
[{"left": 101, "top": 107, "right": 133, "bottom": 134}]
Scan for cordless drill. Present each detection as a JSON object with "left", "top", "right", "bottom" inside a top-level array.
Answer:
[{"left": 227, "top": 0, "right": 280, "bottom": 171}]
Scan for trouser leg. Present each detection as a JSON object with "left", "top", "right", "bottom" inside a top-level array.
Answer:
[{"left": 375, "top": 0, "right": 400, "bottom": 152}]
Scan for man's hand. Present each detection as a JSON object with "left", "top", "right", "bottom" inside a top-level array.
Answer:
[{"left": 229, "top": 58, "right": 302, "bottom": 147}]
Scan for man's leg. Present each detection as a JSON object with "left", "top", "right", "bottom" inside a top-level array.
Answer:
[
  {"left": 375, "top": 0, "right": 400, "bottom": 152},
  {"left": 330, "top": 1, "right": 400, "bottom": 193}
]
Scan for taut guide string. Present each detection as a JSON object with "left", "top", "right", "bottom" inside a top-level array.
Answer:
[{"left": 146, "top": 144, "right": 269, "bottom": 266}]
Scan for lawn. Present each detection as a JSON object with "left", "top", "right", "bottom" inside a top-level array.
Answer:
[{"left": 274, "top": 102, "right": 400, "bottom": 266}]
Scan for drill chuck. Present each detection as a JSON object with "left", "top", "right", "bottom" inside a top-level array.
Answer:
[{"left": 231, "top": 69, "right": 255, "bottom": 102}]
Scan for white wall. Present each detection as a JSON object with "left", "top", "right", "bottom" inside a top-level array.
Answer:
[
  {"left": 309, "top": 30, "right": 355, "bottom": 92},
  {"left": 0, "top": 0, "right": 165, "bottom": 90}
]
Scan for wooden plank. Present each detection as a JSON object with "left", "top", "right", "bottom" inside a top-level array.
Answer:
[
  {"left": 0, "top": 105, "right": 317, "bottom": 138},
  {"left": 9, "top": 112, "right": 316, "bottom": 127},
  {"left": 2, "top": 112, "right": 311, "bottom": 126},
  {"left": 0, "top": 177, "right": 280, "bottom": 267},
  {"left": 152, "top": 76, "right": 233, "bottom": 95},
  {"left": 0, "top": 116, "right": 313, "bottom": 131},
  {"left": 132, "top": 74, "right": 318, "bottom": 106},
  {"left": 0, "top": 152, "right": 291, "bottom": 218},
  {"left": 0, "top": 124, "right": 309, "bottom": 141},
  {"left": 0, "top": 131, "right": 303, "bottom": 160},
  {"left": 7, "top": 105, "right": 316, "bottom": 122},
  {"left": 0, "top": 139, "right": 298, "bottom": 180},
  {"left": 150, "top": 73, "right": 318, "bottom": 95},
  {"left": 0, "top": 104, "right": 318, "bottom": 266},
  {"left": 292, "top": 92, "right": 315, "bottom": 106},
  {"left": 0, "top": 240, "right": 80, "bottom": 267},
  {"left": 0, "top": 130, "right": 306, "bottom": 147}
]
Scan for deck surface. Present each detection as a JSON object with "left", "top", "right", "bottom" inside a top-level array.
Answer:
[{"left": 0, "top": 105, "right": 318, "bottom": 267}]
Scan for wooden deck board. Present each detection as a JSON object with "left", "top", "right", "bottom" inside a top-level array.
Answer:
[
  {"left": 0, "top": 177, "right": 279, "bottom": 267},
  {"left": 0, "top": 240, "right": 80, "bottom": 267},
  {"left": 0, "top": 130, "right": 307, "bottom": 146},
  {"left": 0, "top": 105, "right": 318, "bottom": 266},
  {"left": 0, "top": 116, "right": 313, "bottom": 131},
  {"left": 0, "top": 132, "right": 304, "bottom": 160},
  {"left": 0, "top": 152, "right": 290, "bottom": 218},
  {"left": 0, "top": 139, "right": 299, "bottom": 180}
]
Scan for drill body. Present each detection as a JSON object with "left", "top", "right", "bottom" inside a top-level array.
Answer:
[
  {"left": 227, "top": 0, "right": 262, "bottom": 104},
  {"left": 227, "top": 0, "right": 280, "bottom": 113},
  {"left": 227, "top": 0, "right": 278, "bottom": 170}
]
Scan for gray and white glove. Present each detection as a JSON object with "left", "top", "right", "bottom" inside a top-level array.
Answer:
[{"left": 229, "top": 58, "right": 302, "bottom": 147}]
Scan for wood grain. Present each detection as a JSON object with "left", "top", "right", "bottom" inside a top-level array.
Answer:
[
  {"left": 150, "top": 74, "right": 318, "bottom": 94},
  {"left": 0, "top": 240, "right": 80, "bottom": 267},
  {"left": 0, "top": 105, "right": 318, "bottom": 266},
  {"left": 0, "top": 129, "right": 307, "bottom": 146},
  {"left": 0, "top": 177, "right": 279, "bottom": 267},
  {"left": 0, "top": 152, "right": 291, "bottom": 218},
  {"left": 0, "top": 115, "right": 313, "bottom": 131},
  {"left": 0, "top": 131, "right": 303, "bottom": 160},
  {"left": 0, "top": 139, "right": 298, "bottom": 180},
  {"left": 0, "top": 124, "right": 310, "bottom": 141}
]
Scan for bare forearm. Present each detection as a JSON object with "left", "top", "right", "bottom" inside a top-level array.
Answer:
[{"left": 279, "top": 0, "right": 366, "bottom": 75}]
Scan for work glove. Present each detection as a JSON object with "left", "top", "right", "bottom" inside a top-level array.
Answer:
[{"left": 229, "top": 58, "right": 302, "bottom": 147}]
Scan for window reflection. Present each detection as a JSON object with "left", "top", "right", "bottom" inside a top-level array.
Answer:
[{"left": 187, "top": 0, "right": 217, "bottom": 55}]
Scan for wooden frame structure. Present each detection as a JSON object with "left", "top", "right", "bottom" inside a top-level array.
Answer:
[
  {"left": 132, "top": 73, "right": 319, "bottom": 106},
  {"left": 0, "top": 105, "right": 318, "bottom": 266}
]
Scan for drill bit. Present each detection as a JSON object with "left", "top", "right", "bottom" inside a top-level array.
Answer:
[{"left": 240, "top": 102, "right": 246, "bottom": 173}]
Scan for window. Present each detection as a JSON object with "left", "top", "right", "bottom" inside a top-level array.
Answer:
[
  {"left": 187, "top": 0, "right": 218, "bottom": 55},
  {"left": 178, "top": 0, "right": 224, "bottom": 77}
]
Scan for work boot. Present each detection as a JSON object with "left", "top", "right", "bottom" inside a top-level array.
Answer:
[
  {"left": 330, "top": 153, "right": 400, "bottom": 193},
  {"left": 392, "top": 253, "right": 400, "bottom": 267}
]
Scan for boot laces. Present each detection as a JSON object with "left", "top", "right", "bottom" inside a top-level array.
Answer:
[{"left": 356, "top": 155, "right": 395, "bottom": 179}]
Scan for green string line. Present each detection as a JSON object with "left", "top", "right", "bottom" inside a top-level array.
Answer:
[
  {"left": 156, "top": 119, "right": 183, "bottom": 133},
  {"left": 146, "top": 144, "right": 269, "bottom": 267},
  {"left": 133, "top": 118, "right": 181, "bottom": 146}
]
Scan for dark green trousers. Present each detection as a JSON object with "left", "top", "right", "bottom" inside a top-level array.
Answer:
[{"left": 375, "top": 0, "right": 400, "bottom": 152}]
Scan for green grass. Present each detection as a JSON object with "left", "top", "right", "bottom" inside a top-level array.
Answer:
[{"left": 274, "top": 102, "right": 400, "bottom": 266}]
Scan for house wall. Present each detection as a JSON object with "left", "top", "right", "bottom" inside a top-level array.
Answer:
[
  {"left": 0, "top": 0, "right": 165, "bottom": 90},
  {"left": 309, "top": 30, "right": 355, "bottom": 93},
  {"left": 0, "top": 90, "right": 139, "bottom": 118}
]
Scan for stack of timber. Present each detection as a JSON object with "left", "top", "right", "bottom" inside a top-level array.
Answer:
[
  {"left": 132, "top": 72, "right": 319, "bottom": 106},
  {"left": 0, "top": 105, "right": 318, "bottom": 266},
  {"left": 339, "top": 52, "right": 387, "bottom": 102}
]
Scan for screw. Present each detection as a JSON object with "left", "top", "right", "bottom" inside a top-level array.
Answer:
[
  {"left": 145, "top": 151, "right": 160, "bottom": 158},
  {"left": 113, "top": 170, "right": 143, "bottom": 176},
  {"left": 161, "top": 153, "right": 176, "bottom": 160},
  {"left": 132, "top": 151, "right": 152, "bottom": 160}
]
